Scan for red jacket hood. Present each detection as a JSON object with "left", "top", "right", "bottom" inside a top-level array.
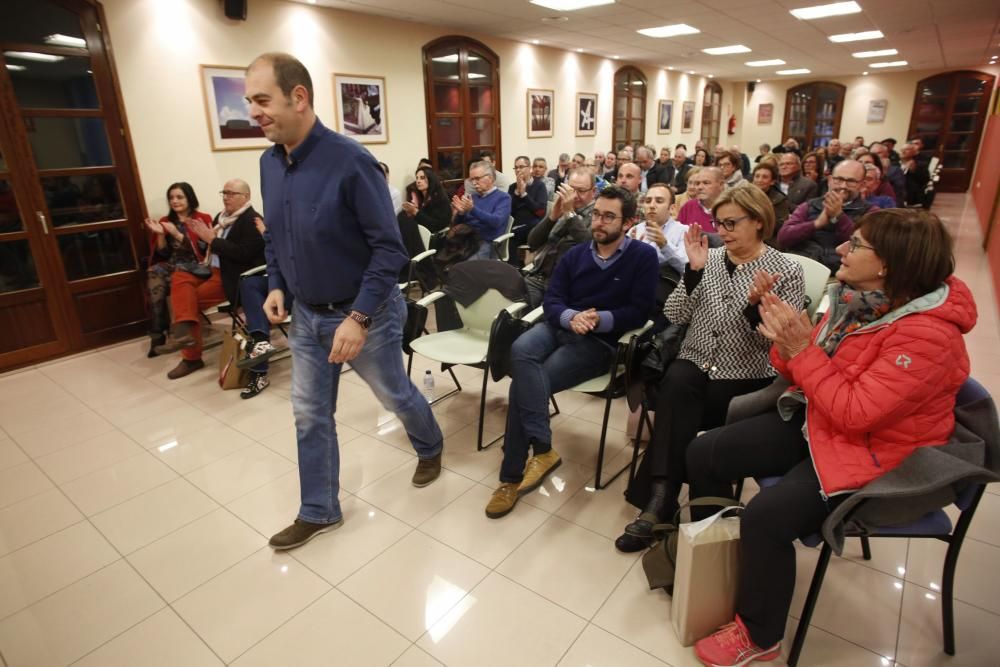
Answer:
[{"left": 929, "top": 275, "right": 977, "bottom": 335}]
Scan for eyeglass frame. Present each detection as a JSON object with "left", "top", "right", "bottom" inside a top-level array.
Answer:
[
  {"left": 713, "top": 214, "right": 750, "bottom": 231},
  {"left": 846, "top": 236, "right": 877, "bottom": 253},
  {"left": 829, "top": 175, "right": 862, "bottom": 186},
  {"left": 219, "top": 190, "right": 249, "bottom": 197},
  {"left": 589, "top": 210, "right": 623, "bottom": 224}
]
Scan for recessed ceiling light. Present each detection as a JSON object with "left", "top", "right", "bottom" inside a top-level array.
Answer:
[
  {"left": 5, "top": 64, "right": 26, "bottom": 71},
  {"left": 828, "top": 30, "right": 883, "bottom": 43},
  {"left": 43, "top": 33, "right": 86, "bottom": 48},
  {"left": 667, "top": 66, "right": 674, "bottom": 70},
  {"left": 613, "top": 55, "right": 620, "bottom": 59},
  {"left": 852, "top": 49, "right": 898, "bottom": 58},
  {"left": 790, "top": 2, "right": 861, "bottom": 20},
  {"left": 862, "top": 71, "right": 869, "bottom": 75},
  {"left": 687, "top": 70, "right": 695, "bottom": 74},
  {"left": 777, "top": 68, "right": 811, "bottom": 75},
  {"left": 870, "top": 60, "right": 907, "bottom": 68},
  {"left": 708, "top": 74, "right": 714, "bottom": 78},
  {"left": 307, "top": 0, "right": 316, "bottom": 4},
  {"left": 576, "top": 48, "right": 584, "bottom": 52},
  {"left": 746, "top": 59, "right": 786, "bottom": 67},
  {"left": 531, "top": 39, "right": 540, "bottom": 44},
  {"left": 756, "top": 78, "right": 762, "bottom": 82},
  {"left": 530, "top": 0, "right": 614, "bottom": 10},
  {"left": 702, "top": 44, "right": 751, "bottom": 55},
  {"left": 638, "top": 24, "right": 700, "bottom": 38},
  {"left": 3, "top": 51, "right": 64, "bottom": 62}
]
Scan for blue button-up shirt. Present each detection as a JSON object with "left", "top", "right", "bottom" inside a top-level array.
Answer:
[{"left": 260, "top": 118, "right": 408, "bottom": 316}]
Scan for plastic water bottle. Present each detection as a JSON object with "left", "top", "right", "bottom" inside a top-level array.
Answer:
[{"left": 422, "top": 370, "right": 435, "bottom": 402}]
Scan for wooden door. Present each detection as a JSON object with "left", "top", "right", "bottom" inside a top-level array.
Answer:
[
  {"left": 782, "top": 82, "right": 845, "bottom": 150},
  {"left": 423, "top": 37, "right": 501, "bottom": 194},
  {"left": 0, "top": 0, "right": 149, "bottom": 371},
  {"left": 907, "top": 71, "right": 996, "bottom": 192},
  {"left": 701, "top": 82, "right": 722, "bottom": 148},
  {"left": 613, "top": 67, "right": 646, "bottom": 150}
]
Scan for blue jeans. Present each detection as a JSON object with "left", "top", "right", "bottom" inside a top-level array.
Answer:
[
  {"left": 289, "top": 290, "right": 443, "bottom": 523},
  {"left": 239, "top": 275, "right": 292, "bottom": 373},
  {"left": 499, "top": 322, "right": 614, "bottom": 483}
]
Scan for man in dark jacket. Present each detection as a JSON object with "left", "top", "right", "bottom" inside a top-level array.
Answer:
[
  {"left": 507, "top": 155, "right": 548, "bottom": 267},
  {"left": 659, "top": 147, "right": 692, "bottom": 192},
  {"left": 777, "top": 153, "right": 818, "bottom": 208},
  {"left": 188, "top": 178, "right": 277, "bottom": 398}
]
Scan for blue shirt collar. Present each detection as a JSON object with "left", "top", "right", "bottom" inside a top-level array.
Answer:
[
  {"left": 590, "top": 234, "right": 632, "bottom": 260},
  {"left": 269, "top": 117, "right": 327, "bottom": 166}
]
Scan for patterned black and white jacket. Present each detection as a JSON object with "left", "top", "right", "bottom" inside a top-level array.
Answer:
[{"left": 665, "top": 246, "right": 806, "bottom": 380}]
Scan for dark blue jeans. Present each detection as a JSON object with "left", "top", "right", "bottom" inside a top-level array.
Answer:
[
  {"left": 498, "top": 322, "right": 614, "bottom": 483},
  {"left": 238, "top": 275, "right": 282, "bottom": 373},
  {"left": 289, "top": 289, "right": 443, "bottom": 524}
]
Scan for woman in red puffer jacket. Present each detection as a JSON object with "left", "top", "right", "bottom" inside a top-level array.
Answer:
[{"left": 684, "top": 208, "right": 977, "bottom": 667}]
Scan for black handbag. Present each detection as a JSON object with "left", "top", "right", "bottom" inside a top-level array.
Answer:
[
  {"left": 488, "top": 307, "right": 531, "bottom": 381},
  {"left": 637, "top": 321, "right": 689, "bottom": 385}
]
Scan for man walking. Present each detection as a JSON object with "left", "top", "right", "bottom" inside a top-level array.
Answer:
[{"left": 245, "top": 52, "right": 444, "bottom": 550}]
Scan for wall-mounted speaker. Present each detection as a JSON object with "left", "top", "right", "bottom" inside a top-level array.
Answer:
[
  {"left": 224, "top": 0, "right": 247, "bottom": 21},
  {"left": 747, "top": 81, "right": 756, "bottom": 94}
]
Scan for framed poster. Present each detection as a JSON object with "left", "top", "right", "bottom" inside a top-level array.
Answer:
[
  {"left": 681, "top": 101, "right": 696, "bottom": 133},
  {"left": 528, "top": 88, "right": 554, "bottom": 138},
  {"left": 757, "top": 103, "right": 774, "bottom": 125},
  {"left": 657, "top": 99, "right": 673, "bottom": 134},
  {"left": 199, "top": 65, "right": 268, "bottom": 151},
  {"left": 576, "top": 92, "right": 597, "bottom": 136},
  {"left": 333, "top": 73, "right": 388, "bottom": 143},
  {"left": 867, "top": 99, "right": 888, "bottom": 123}
]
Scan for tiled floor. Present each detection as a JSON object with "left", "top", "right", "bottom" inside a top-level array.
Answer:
[{"left": 0, "top": 192, "right": 998, "bottom": 666}]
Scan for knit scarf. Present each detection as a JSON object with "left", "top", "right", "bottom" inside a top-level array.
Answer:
[{"left": 817, "top": 284, "right": 892, "bottom": 356}]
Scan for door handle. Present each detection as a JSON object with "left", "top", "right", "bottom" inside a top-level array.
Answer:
[{"left": 36, "top": 211, "right": 49, "bottom": 235}]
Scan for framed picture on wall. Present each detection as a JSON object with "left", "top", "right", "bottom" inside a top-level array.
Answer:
[
  {"left": 199, "top": 65, "right": 269, "bottom": 151},
  {"left": 657, "top": 100, "right": 673, "bottom": 134},
  {"left": 681, "top": 101, "right": 696, "bottom": 133},
  {"left": 576, "top": 92, "right": 597, "bottom": 136},
  {"left": 867, "top": 99, "right": 888, "bottom": 123},
  {"left": 333, "top": 73, "right": 388, "bottom": 144},
  {"left": 528, "top": 88, "right": 554, "bottom": 138},
  {"left": 758, "top": 103, "right": 774, "bottom": 125}
]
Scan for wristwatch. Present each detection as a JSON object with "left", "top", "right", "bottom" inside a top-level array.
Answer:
[{"left": 348, "top": 310, "right": 372, "bottom": 330}]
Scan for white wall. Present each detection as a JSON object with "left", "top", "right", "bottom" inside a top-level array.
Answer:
[
  {"left": 734, "top": 66, "right": 1000, "bottom": 153},
  {"left": 99, "top": 0, "right": 709, "bottom": 219}
]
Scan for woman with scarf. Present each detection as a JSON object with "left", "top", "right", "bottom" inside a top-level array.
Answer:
[{"left": 686, "top": 208, "right": 977, "bottom": 667}]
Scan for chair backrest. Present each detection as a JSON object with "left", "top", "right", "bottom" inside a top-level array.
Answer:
[
  {"left": 455, "top": 288, "right": 516, "bottom": 335},
  {"left": 495, "top": 216, "right": 515, "bottom": 261},
  {"left": 783, "top": 253, "right": 830, "bottom": 318},
  {"left": 417, "top": 225, "right": 432, "bottom": 252}
]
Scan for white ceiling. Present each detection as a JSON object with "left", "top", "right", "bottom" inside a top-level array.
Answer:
[{"left": 290, "top": 0, "right": 1000, "bottom": 80}]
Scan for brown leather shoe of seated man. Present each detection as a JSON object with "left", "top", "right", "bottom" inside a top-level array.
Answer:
[
  {"left": 154, "top": 322, "right": 196, "bottom": 355},
  {"left": 166, "top": 358, "right": 204, "bottom": 380}
]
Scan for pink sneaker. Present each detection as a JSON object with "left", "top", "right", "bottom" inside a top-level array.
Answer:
[{"left": 695, "top": 615, "right": 781, "bottom": 667}]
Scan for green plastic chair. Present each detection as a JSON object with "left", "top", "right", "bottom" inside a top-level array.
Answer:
[{"left": 782, "top": 252, "right": 832, "bottom": 320}]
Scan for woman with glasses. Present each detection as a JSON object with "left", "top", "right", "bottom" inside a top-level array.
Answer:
[
  {"left": 688, "top": 209, "right": 975, "bottom": 666},
  {"left": 618, "top": 184, "right": 806, "bottom": 552}
]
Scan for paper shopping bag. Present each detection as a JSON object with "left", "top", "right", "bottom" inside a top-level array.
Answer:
[
  {"left": 218, "top": 327, "right": 249, "bottom": 390},
  {"left": 671, "top": 507, "right": 742, "bottom": 646}
]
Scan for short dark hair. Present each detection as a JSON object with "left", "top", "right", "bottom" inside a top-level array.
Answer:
[
  {"left": 675, "top": 143, "right": 687, "bottom": 151},
  {"left": 378, "top": 161, "right": 389, "bottom": 176},
  {"left": 753, "top": 162, "right": 779, "bottom": 183},
  {"left": 165, "top": 182, "right": 199, "bottom": 223},
  {"left": 249, "top": 52, "right": 314, "bottom": 107},
  {"left": 646, "top": 182, "right": 675, "bottom": 205},
  {"left": 596, "top": 184, "right": 638, "bottom": 221},
  {"left": 479, "top": 149, "right": 496, "bottom": 161},
  {"left": 855, "top": 209, "right": 955, "bottom": 310},
  {"left": 514, "top": 155, "right": 531, "bottom": 165}
]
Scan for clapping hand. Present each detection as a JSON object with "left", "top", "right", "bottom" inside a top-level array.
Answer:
[
  {"left": 160, "top": 219, "right": 181, "bottom": 239},
  {"left": 748, "top": 270, "right": 781, "bottom": 306},
  {"left": 820, "top": 190, "right": 843, "bottom": 222},
  {"left": 188, "top": 218, "right": 216, "bottom": 243},
  {"left": 757, "top": 292, "right": 812, "bottom": 359},
  {"left": 143, "top": 218, "right": 164, "bottom": 235},
  {"left": 683, "top": 224, "right": 709, "bottom": 270},
  {"left": 254, "top": 216, "right": 266, "bottom": 235}
]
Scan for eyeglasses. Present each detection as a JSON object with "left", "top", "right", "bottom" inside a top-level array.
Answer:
[
  {"left": 830, "top": 176, "right": 862, "bottom": 186},
  {"left": 219, "top": 190, "right": 248, "bottom": 197},
  {"left": 468, "top": 174, "right": 492, "bottom": 183},
  {"left": 514, "top": 163, "right": 531, "bottom": 170},
  {"left": 590, "top": 211, "right": 622, "bottom": 224},
  {"left": 847, "top": 237, "right": 876, "bottom": 253},
  {"left": 572, "top": 186, "right": 595, "bottom": 196},
  {"left": 713, "top": 215, "right": 750, "bottom": 231}
]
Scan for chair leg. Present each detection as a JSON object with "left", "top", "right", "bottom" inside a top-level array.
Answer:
[
  {"left": 733, "top": 479, "right": 745, "bottom": 503},
  {"left": 860, "top": 535, "right": 872, "bottom": 561},
  {"left": 941, "top": 535, "right": 965, "bottom": 656},
  {"left": 788, "top": 542, "right": 832, "bottom": 667},
  {"left": 594, "top": 391, "right": 615, "bottom": 489},
  {"left": 549, "top": 395, "right": 560, "bottom": 417},
  {"left": 476, "top": 368, "right": 490, "bottom": 451},
  {"left": 626, "top": 404, "right": 647, "bottom": 485}
]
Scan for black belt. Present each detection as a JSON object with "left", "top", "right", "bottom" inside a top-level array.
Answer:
[{"left": 304, "top": 298, "right": 354, "bottom": 313}]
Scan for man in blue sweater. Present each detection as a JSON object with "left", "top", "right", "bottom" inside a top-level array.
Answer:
[
  {"left": 452, "top": 161, "right": 512, "bottom": 259},
  {"left": 486, "top": 186, "right": 659, "bottom": 518}
]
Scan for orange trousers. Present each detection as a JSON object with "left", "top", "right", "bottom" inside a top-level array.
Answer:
[{"left": 171, "top": 267, "right": 226, "bottom": 361}]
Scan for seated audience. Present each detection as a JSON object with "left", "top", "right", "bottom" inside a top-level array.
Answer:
[
  {"left": 732, "top": 145, "right": 752, "bottom": 176},
  {"left": 692, "top": 148, "right": 712, "bottom": 167},
  {"left": 571, "top": 153, "right": 587, "bottom": 170},
  {"left": 616, "top": 162, "right": 642, "bottom": 195},
  {"left": 718, "top": 149, "right": 745, "bottom": 189},
  {"left": 661, "top": 147, "right": 691, "bottom": 193},
  {"left": 548, "top": 153, "right": 571, "bottom": 190},
  {"left": 677, "top": 166, "right": 725, "bottom": 233},
  {"left": 882, "top": 136, "right": 901, "bottom": 164},
  {"left": 144, "top": 181, "right": 213, "bottom": 358},
  {"left": 673, "top": 166, "right": 700, "bottom": 212},
  {"left": 600, "top": 151, "right": 618, "bottom": 181},
  {"left": 869, "top": 142, "right": 905, "bottom": 203},
  {"left": 751, "top": 162, "right": 790, "bottom": 243},
  {"left": 801, "top": 151, "right": 824, "bottom": 185},
  {"left": 477, "top": 149, "right": 509, "bottom": 191},
  {"left": 486, "top": 186, "right": 658, "bottom": 518},
  {"left": 532, "top": 157, "right": 556, "bottom": 199},
  {"left": 635, "top": 146, "right": 662, "bottom": 192},
  {"left": 398, "top": 166, "right": 450, "bottom": 259},
  {"left": 782, "top": 137, "right": 802, "bottom": 157},
  {"left": 688, "top": 209, "right": 974, "bottom": 667},
  {"left": 524, "top": 168, "right": 597, "bottom": 306},
  {"left": 507, "top": 155, "right": 548, "bottom": 266},
  {"left": 617, "top": 184, "right": 806, "bottom": 552},
  {"left": 755, "top": 143, "right": 771, "bottom": 164},
  {"left": 778, "top": 160, "right": 878, "bottom": 272},
  {"left": 777, "top": 153, "right": 818, "bottom": 208},
  {"left": 191, "top": 181, "right": 275, "bottom": 397},
  {"left": 900, "top": 142, "right": 931, "bottom": 207},
  {"left": 862, "top": 163, "right": 897, "bottom": 209},
  {"left": 452, "top": 160, "right": 512, "bottom": 259},
  {"left": 630, "top": 183, "right": 688, "bottom": 275},
  {"left": 617, "top": 148, "right": 632, "bottom": 166},
  {"left": 825, "top": 139, "right": 844, "bottom": 171},
  {"left": 379, "top": 162, "right": 403, "bottom": 215}
]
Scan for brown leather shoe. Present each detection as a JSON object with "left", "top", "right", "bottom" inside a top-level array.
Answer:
[
  {"left": 412, "top": 453, "right": 442, "bottom": 487},
  {"left": 166, "top": 358, "right": 204, "bottom": 380},
  {"left": 154, "top": 333, "right": 196, "bottom": 355},
  {"left": 485, "top": 483, "right": 520, "bottom": 519}
]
